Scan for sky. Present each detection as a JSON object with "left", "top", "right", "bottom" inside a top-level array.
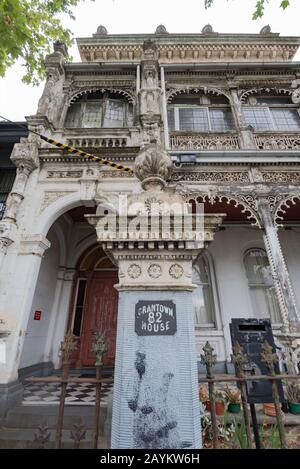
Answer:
[{"left": 1, "top": 0, "right": 300, "bottom": 121}]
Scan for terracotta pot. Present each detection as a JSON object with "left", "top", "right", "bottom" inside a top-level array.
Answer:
[
  {"left": 215, "top": 401, "right": 225, "bottom": 416},
  {"left": 263, "top": 403, "right": 276, "bottom": 417},
  {"left": 205, "top": 400, "right": 211, "bottom": 411}
]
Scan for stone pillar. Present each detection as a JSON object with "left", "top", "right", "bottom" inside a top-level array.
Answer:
[
  {"left": 112, "top": 253, "right": 201, "bottom": 449},
  {"left": 37, "top": 40, "right": 67, "bottom": 127},
  {"left": 0, "top": 235, "right": 50, "bottom": 418},
  {"left": 0, "top": 138, "right": 39, "bottom": 269},
  {"left": 44, "top": 267, "right": 67, "bottom": 363},
  {"left": 160, "top": 66, "right": 170, "bottom": 150},
  {"left": 229, "top": 87, "right": 256, "bottom": 150},
  {"left": 87, "top": 142, "right": 224, "bottom": 448},
  {"left": 46, "top": 268, "right": 75, "bottom": 368},
  {"left": 257, "top": 199, "right": 300, "bottom": 332},
  {"left": 138, "top": 40, "right": 162, "bottom": 145}
]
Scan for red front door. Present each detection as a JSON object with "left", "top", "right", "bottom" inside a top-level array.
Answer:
[{"left": 80, "top": 271, "right": 118, "bottom": 366}]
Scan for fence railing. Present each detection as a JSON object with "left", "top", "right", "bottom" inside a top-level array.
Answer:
[
  {"left": 200, "top": 340, "right": 300, "bottom": 449},
  {"left": 25, "top": 332, "right": 300, "bottom": 449}
]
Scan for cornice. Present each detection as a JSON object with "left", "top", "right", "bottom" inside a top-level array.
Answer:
[{"left": 77, "top": 35, "right": 300, "bottom": 63}]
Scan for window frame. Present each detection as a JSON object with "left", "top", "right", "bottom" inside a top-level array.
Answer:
[
  {"left": 168, "top": 104, "right": 235, "bottom": 133},
  {"left": 243, "top": 247, "right": 282, "bottom": 328},
  {"left": 242, "top": 97, "right": 300, "bottom": 132},
  {"left": 65, "top": 96, "right": 133, "bottom": 129},
  {"left": 71, "top": 277, "right": 88, "bottom": 337},
  {"left": 192, "top": 252, "right": 221, "bottom": 330}
]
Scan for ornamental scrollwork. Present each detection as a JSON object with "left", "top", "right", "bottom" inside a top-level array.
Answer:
[
  {"left": 240, "top": 87, "right": 292, "bottom": 104},
  {"left": 68, "top": 87, "right": 136, "bottom": 105},
  {"left": 166, "top": 86, "right": 230, "bottom": 104},
  {"left": 185, "top": 193, "right": 261, "bottom": 227}
]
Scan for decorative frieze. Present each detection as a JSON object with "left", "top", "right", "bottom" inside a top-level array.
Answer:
[
  {"left": 170, "top": 133, "right": 239, "bottom": 151},
  {"left": 101, "top": 170, "right": 135, "bottom": 178},
  {"left": 77, "top": 39, "right": 298, "bottom": 64},
  {"left": 169, "top": 264, "right": 184, "bottom": 279},
  {"left": 262, "top": 172, "right": 300, "bottom": 184},
  {"left": 255, "top": 134, "right": 300, "bottom": 150},
  {"left": 46, "top": 170, "right": 83, "bottom": 179},
  {"left": 147, "top": 263, "right": 162, "bottom": 279},
  {"left": 127, "top": 264, "right": 142, "bottom": 279},
  {"left": 172, "top": 171, "right": 249, "bottom": 183}
]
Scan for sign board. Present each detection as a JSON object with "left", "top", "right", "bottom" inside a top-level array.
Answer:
[
  {"left": 135, "top": 300, "right": 177, "bottom": 336},
  {"left": 230, "top": 318, "right": 284, "bottom": 404},
  {"left": 34, "top": 310, "right": 42, "bottom": 321}
]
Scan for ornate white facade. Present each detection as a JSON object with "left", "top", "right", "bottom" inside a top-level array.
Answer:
[{"left": 1, "top": 26, "right": 300, "bottom": 430}]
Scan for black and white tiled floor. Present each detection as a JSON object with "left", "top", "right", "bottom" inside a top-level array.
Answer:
[{"left": 23, "top": 382, "right": 113, "bottom": 406}]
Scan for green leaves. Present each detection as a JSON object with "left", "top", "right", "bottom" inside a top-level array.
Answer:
[
  {"left": 0, "top": 0, "right": 87, "bottom": 85},
  {"left": 280, "top": 0, "right": 290, "bottom": 9},
  {"left": 252, "top": 0, "right": 267, "bottom": 20},
  {"left": 204, "top": 0, "right": 291, "bottom": 19}
]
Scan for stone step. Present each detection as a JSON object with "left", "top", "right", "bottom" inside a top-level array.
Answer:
[
  {"left": 5, "top": 404, "right": 108, "bottom": 431},
  {"left": 0, "top": 428, "right": 108, "bottom": 449}
]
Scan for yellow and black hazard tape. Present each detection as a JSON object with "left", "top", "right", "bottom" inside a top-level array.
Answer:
[{"left": 40, "top": 135, "right": 134, "bottom": 174}]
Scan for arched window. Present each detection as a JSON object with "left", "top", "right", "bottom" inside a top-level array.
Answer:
[
  {"left": 244, "top": 248, "right": 281, "bottom": 324},
  {"left": 192, "top": 255, "right": 216, "bottom": 326},
  {"left": 65, "top": 91, "right": 134, "bottom": 129},
  {"left": 168, "top": 91, "right": 234, "bottom": 132},
  {"left": 242, "top": 92, "right": 300, "bottom": 131}
]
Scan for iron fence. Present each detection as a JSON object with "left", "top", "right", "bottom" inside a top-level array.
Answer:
[
  {"left": 200, "top": 340, "right": 300, "bottom": 449},
  {"left": 25, "top": 333, "right": 300, "bottom": 449}
]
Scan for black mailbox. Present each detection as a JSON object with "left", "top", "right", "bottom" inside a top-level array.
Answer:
[{"left": 230, "top": 318, "right": 284, "bottom": 404}]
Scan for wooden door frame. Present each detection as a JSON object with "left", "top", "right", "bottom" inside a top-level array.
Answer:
[{"left": 67, "top": 268, "right": 118, "bottom": 368}]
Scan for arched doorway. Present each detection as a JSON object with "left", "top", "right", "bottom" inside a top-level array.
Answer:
[{"left": 67, "top": 244, "right": 118, "bottom": 368}]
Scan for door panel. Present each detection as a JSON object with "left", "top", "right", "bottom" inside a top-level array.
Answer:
[{"left": 80, "top": 272, "right": 118, "bottom": 366}]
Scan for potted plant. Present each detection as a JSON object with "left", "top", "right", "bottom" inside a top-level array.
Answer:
[
  {"left": 286, "top": 382, "right": 300, "bottom": 415},
  {"left": 263, "top": 402, "right": 277, "bottom": 417},
  {"left": 224, "top": 386, "right": 241, "bottom": 413},
  {"left": 214, "top": 390, "right": 225, "bottom": 416},
  {"left": 199, "top": 384, "right": 210, "bottom": 410}
]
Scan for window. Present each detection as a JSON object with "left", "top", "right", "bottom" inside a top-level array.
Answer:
[
  {"left": 244, "top": 248, "right": 281, "bottom": 324},
  {"left": 168, "top": 93, "right": 234, "bottom": 132},
  {"left": 65, "top": 92, "right": 134, "bottom": 129},
  {"left": 242, "top": 94, "right": 300, "bottom": 131},
  {"left": 192, "top": 255, "right": 216, "bottom": 326},
  {"left": 72, "top": 279, "right": 87, "bottom": 336},
  {"left": 243, "top": 108, "right": 273, "bottom": 131}
]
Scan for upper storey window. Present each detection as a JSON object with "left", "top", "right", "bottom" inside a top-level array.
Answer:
[
  {"left": 242, "top": 93, "right": 300, "bottom": 132},
  {"left": 65, "top": 91, "right": 134, "bottom": 129},
  {"left": 168, "top": 92, "right": 234, "bottom": 132}
]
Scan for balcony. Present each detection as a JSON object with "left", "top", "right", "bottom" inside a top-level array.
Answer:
[
  {"left": 254, "top": 133, "right": 300, "bottom": 150},
  {"left": 65, "top": 128, "right": 140, "bottom": 149},
  {"left": 170, "top": 132, "right": 240, "bottom": 151}
]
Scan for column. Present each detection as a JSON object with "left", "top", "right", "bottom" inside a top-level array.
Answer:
[
  {"left": 257, "top": 199, "right": 300, "bottom": 332},
  {"left": 0, "top": 138, "right": 39, "bottom": 270},
  {"left": 43, "top": 267, "right": 66, "bottom": 363},
  {"left": 48, "top": 269, "right": 75, "bottom": 368},
  {"left": 0, "top": 235, "right": 50, "bottom": 418},
  {"left": 160, "top": 66, "right": 170, "bottom": 150},
  {"left": 229, "top": 87, "right": 256, "bottom": 150}
]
